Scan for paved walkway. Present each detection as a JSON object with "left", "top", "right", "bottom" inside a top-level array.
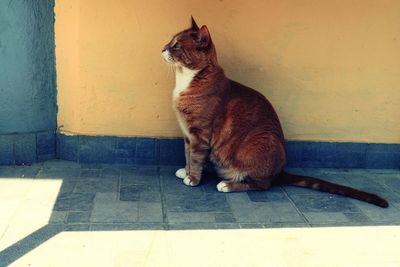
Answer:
[{"left": 0, "top": 160, "right": 399, "bottom": 266}]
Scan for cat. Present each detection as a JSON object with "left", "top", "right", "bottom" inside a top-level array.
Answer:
[{"left": 161, "top": 17, "right": 388, "bottom": 208}]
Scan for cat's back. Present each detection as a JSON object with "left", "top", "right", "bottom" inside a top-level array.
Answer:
[
  {"left": 210, "top": 79, "right": 284, "bottom": 146},
  {"left": 210, "top": 78, "right": 285, "bottom": 168},
  {"left": 226, "top": 79, "right": 282, "bottom": 126}
]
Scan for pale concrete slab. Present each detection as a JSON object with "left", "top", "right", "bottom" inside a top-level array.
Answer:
[
  {"left": 9, "top": 179, "right": 62, "bottom": 225},
  {"left": 0, "top": 179, "right": 34, "bottom": 224},
  {"left": 4, "top": 226, "right": 400, "bottom": 267}
]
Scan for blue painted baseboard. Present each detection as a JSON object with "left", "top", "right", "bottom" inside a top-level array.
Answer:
[
  {"left": 56, "top": 134, "right": 184, "bottom": 166},
  {"left": 0, "top": 131, "right": 56, "bottom": 165},
  {"left": 54, "top": 133, "right": 399, "bottom": 169},
  {"left": 1, "top": 132, "right": 398, "bottom": 168}
]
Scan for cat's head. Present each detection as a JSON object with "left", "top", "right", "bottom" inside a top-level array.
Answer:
[{"left": 162, "top": 17, "right": 217, "bottom": 70}]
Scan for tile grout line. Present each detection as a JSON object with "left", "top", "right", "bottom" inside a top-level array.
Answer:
[
  {"left": 281, "top": 186, "right": 311, "bottom": 226},
  {"left": 158, "top": 168, "right": 169, "bottom": 230},
  {"left": 86, "top": 168, "right": 104, "bottom": 231},
  {"left": 224, "top": 194, "right": 240, "bottom": 227}
]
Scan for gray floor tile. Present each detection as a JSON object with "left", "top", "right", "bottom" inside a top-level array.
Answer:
[
  {"left": 167, "top": 223, "right": 216, "bottom": 230},
  {"left": 165, "top": 193, "right": 230, "bottom": 212},
  {"left": 225, "top": 192, "right": 251, "bottom": 203},
  {"left": 121, "top": 174, "right": 160, "bottom": 186},
  {"left": 90, "top": 202, "right": 138, "bottom": 223},
  {"left": 49, "top": 211, "right": 67, "bottom": 223},
  {"left": 80, "top": 163, "right": 103, "bottom": 170},
  {"left": 90, "top": 223, "right": 164, "bottom": 231},
  {"left": 64, "top": 223, "right": 90, "bottom": 231},
  {"left": 119, "top": 185, "right": 140, "bottom": 201},
  {"left": 343, "top": 173, "right": 389, "bottom": 191},
  {"left": 101, "top": 167, "right": 120, "bottom": 178},
  {"left": 135, "top": 166, "right": 159, "bottom": 176},
  {"left": 167, "top": 212, "right": 216, "bottom": 223},
  {"left": 239, "top": 223, "right": 264, "bottom": 229},
  {"left": 18, "top": 166, "right": 41, "bottom": 178},
  {"left": 247, "top": 190, "right": 287, "bottom": 202},
  {"left": 80, "top": 169, "right": 101, "bottom": 178},
  {"left": 267, "top": 202, "right": 307, "bottom": 223},
  {"left": 214, "top": 212, "right": 236, "bottom": 223},
  {"left": 119, "top": 167, "right": 137, "bottom": 176},
  {"left": 59, "top": 180, "right": 78, "bottom": 194},
  {"left": 367, "top": 169, "right": 400, "bottom": 175},
  {"left": 229, "top": 204, "right": 260, "bottom": 223},
  {"left": 74, "top": 177, "right": 119, "bottom": 193},
  {"left": 161, "top": 175, "right": 204, "bottom": 194},
  {"left": 214, "top": 223, "right": 241, "bottom": 229},
  {"left": 138, "top": 202, "right": 163, "bottom": 222},
  {"left": 343, "top": 212, "right": 371, "bottom": 222},
  {"left": 67, "top": 211, "right": 92, "bottom": 223},
  {"left": 0, "top": 166, "right": 17, "bottom": 177},
  {"left": 353, "top": 201, "right": 400, "bottom": 224},
  {"left": 94, "top": 192, "right": 119, "bottom": 204},
  {"left": 263, "top": 222, "right": 310, "bottom": 228},
  {"left": 54, "top": 193, "right": 95, "bottom": 211},
  {"left": 375, "top": 176, "right": 400, "bottom": 195},
  {"left": 302, "top": 212, "right": 354, "bottom": 224},
  {"left": 283, "top": 186, "right": 330, "bottom": 197},
  {"left": 290, "top": 194, "right": 360, "bottom": 213},
  {"left": 1, "top": 161, "right": 399, "bottom": 236},
  {"left": 234, "top": 201, "right": 305, "bottom": 224},
  {"left": 37, "top": 168, "right": 80, "bottom": 180},
  {"left": 120, "top": 184, "right": 160, "bottom": 202},
  {"left": 140, "top": 191, "right": 162, "bottom": 203},
  {"left": 42, "top": 160, "right": 81, "bottom": 169}
]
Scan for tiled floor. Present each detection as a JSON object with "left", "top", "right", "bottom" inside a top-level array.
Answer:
[{"left": 0, "top": 160, "right": 399, "bottom": 265}]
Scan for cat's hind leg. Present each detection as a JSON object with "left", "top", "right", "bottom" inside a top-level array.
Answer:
[
  {"left": 216, "top": 179, "right": 271, "bottom": 192},
  {"left": 216, "top": 168, "right": 271, "bottom": 192},
  {"left": 216, "top": 168, "right": 246, "bottom": 192},
  {"left": 217, "top": 180, "right": 249, "bottom": 192}
]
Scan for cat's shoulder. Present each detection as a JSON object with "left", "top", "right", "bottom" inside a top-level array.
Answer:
[{"left": 228, "top": 79, "right": 267, "bottom": 100}]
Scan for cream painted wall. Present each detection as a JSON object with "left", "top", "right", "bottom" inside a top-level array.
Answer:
[{"left": 55, "top": 0, "right": 400, "bottom": 143}]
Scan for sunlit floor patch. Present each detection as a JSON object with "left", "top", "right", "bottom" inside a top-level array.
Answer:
[
  {"left": 9, "top": 226, "right": 400, "bottom": 267},
  {"left": 0, "top": 178, "right": 62, "bottom": 251}
]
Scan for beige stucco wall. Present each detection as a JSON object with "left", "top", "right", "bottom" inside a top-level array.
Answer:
[{"left": 55, "top": 0, "right": 400, "bottom": 143}]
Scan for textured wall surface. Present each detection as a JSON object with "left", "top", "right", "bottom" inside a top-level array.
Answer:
[
  {"left": 0, "top": 0, "right": 57, "bottom": 134},
  {"left": 0, "top": 0, "right": 56, "bottom": 164},
  {"left": 55, "top": 0, "right": 400, "bottom": 143}
]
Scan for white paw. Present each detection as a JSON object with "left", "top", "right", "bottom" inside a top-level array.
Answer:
[
  {"left": 217, "top": 181, "right": 231, "bottom": 192},
  {"left": 183, "top": 176, "right": 197, "bottom": 186},
  {"left": 175, "top": 168, "right": 187, "bottom": 179}
]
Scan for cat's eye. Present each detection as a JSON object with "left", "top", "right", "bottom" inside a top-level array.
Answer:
[{"left": 172, "top": 43, "right": 181, "bottom": 49}]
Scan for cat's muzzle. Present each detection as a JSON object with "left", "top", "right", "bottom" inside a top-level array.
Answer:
[{"left": 161, "top": 50, "right": 174, "bottom": 64}]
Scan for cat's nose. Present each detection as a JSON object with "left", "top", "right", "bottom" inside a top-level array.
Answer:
[{"left": 162, "top": 45, "right": 169, "bottom": 52}]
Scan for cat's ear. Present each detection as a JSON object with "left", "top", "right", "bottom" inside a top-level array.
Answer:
[
  {"left": 191, "top": 16, "right": 199, "bottom": 31},
  {"left": 196, "top": 25, "right": 211, "bottom": 49}
]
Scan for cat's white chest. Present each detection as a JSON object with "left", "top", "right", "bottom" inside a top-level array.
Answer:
[
  {"left": 173, "top": 67, "right": 198, "bottom": 99},
  {"left": 173, "top": 67, "right": 199, "bottom": 137}
]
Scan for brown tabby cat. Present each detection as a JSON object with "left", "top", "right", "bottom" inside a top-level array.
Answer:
[{"left": 162, "top": 17, "right": 388, "bottom": 208}]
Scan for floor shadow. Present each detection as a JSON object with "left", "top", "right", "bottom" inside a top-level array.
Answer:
[{"left": 0, "top": 224, "right": 63, "bottom": 266}]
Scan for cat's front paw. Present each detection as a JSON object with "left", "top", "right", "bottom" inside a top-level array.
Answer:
[
  {"left": 175, "top": 168, "right": 187, "bottom": 179},
  {"left": 183, "top": 175, "right": 200, "bottom": 186}
]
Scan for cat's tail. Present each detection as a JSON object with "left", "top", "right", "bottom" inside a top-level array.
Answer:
[{"left": 273, "top": 171, "right": 389, "bottom": 208}]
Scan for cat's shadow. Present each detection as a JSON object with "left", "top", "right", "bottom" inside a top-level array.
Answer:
[{"left": 200, "top": 162, "right": 222, "bottom": 188}]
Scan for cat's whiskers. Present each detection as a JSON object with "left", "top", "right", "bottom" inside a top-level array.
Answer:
[{"left": 169, "top": 64, "right": 177, "bottom": 78}]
